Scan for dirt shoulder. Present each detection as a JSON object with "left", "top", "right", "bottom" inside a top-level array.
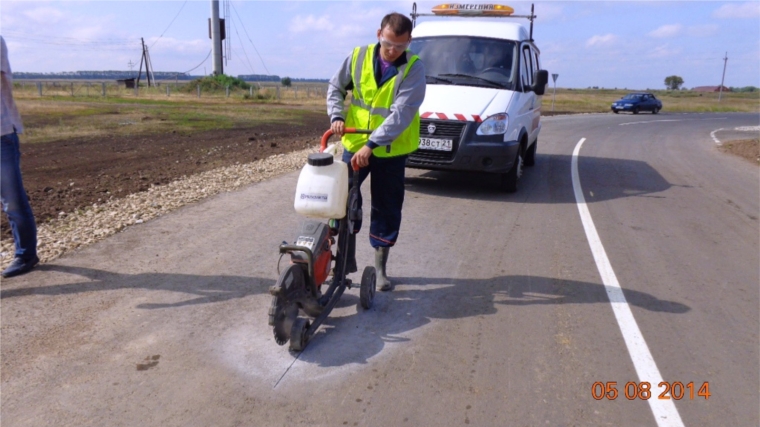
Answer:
[
  {"left": 3, "top": 110, "right": 328, "bottom": 240},
  {"left": 718, "top": 138, "right": 759, "bottom": 164}
]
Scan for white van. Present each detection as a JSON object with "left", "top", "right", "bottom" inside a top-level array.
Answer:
[{"left": 408, "top": 3, "right": 548, "bottom": 192}]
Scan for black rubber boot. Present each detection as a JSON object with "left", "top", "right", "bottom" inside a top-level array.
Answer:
[
  {"left": 346, "top": 233, "right": 357, "bottom": 274},
  {"left": 375, "top": 247, "right": 392, "bottom": 291}
]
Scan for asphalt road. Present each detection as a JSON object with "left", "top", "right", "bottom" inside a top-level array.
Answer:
[{"left": 2, "top": 112, "right": 758, "bottom": 427}]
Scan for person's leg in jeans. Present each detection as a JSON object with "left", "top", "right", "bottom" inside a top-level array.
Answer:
[
  {"left": 368, "top": 154, "right": 407, "bottom": 291},
  {"left": 368, "top": 155, "right": 407, "bottom": 247},
  {"left": 1, "top": 132, "right": 37, "bottom": 261}
]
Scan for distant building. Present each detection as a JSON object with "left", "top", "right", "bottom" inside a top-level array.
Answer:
[{"left": 691, "top": 85, "right": 731, "bottom": 92}]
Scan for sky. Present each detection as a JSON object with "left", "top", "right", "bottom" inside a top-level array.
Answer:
[{"left": 1, "top": 1, "right": 759, "bottom": 90}]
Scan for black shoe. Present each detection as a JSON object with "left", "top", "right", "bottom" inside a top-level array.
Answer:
[{"left": 2, "top": 255, "right": 40, "bottom": 278}]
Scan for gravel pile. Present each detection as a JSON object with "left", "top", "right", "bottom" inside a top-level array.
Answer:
[{"left": 0, "top": 145, "right": 333, "bottom": 270}]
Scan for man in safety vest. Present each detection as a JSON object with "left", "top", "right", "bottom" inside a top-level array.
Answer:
[{"left": 326, "top": 12, "right": 426, "bottom": 292}]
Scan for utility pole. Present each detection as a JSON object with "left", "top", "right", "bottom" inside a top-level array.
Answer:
[
  {"left": 135, "top": 38, "right": 155, "bottom": 87},
  {"left": 127, "top": 60, "right": 135, "bottom": 74},
  {"left": 210, "top": 0, "right": 223, "bottom": 75},
  {"left": 136, "top": 39, "right": 145, "bottom": 86},
  {"left": 718, "top": 52, "right": 728, "bottom": 102}
]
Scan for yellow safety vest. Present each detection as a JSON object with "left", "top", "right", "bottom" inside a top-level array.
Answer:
[{"left": 342, "top": 44, "right": 420, "bottom": 158}]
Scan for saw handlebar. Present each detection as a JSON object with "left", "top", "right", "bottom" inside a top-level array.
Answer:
[{"left": 320, "top": 128, "right": 372, "bottom": 171}]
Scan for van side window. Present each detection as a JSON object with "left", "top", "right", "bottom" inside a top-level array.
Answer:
[{"left": 521, "top": 46, "right": 534, "bottom": 91}]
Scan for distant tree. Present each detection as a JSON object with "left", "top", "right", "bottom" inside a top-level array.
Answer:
[
  {"left": 731, "top": 86, "right": 758, "bottom": 92},
  {"left": 281, "top": 77, "right": 292, "bottom": 87},
  {"left": 664, "top": 75, "right": 684, "bottom": 90}
]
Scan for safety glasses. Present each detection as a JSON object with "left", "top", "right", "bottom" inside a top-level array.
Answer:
[{"left": 379, "top": 37, "right": 410, "bottom": 51}]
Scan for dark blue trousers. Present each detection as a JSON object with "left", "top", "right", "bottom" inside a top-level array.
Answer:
[
  {"left": 342, "top": 149, "right": 407, "bottom": 248},
  {"left": 1, "top": 132, "right": 37, "bottom": 260}
]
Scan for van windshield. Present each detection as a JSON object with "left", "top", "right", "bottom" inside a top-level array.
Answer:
[{"left": 409, "top": 36, "right": 517, "bottom": 89}]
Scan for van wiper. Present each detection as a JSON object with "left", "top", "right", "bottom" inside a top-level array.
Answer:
[
  {"left": 426, "top": 75, "right": 455, "bottom": 84},
  {"left": 439, "top": 73, "right": 508, "bottom": 88}
]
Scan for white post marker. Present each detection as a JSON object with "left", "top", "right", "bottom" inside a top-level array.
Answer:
[
  {"left": 551, "top": 73, "right": 558, "bottom": 112},
  {"left": 572, "top": 138, "right": 684, "bottom": 427}
]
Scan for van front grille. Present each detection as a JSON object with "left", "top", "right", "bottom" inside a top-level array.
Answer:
[{"left": 411, "top": 119, "right": 466, "bottom": 163}]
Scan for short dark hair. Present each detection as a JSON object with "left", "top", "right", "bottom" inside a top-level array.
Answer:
[{"left": 380, "top": 12, "right": 413, "bottom": 37}]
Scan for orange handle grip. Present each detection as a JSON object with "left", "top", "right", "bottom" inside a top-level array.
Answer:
[
  {"left": 320, "top": 128, "right": 372, "bottom": 152},
  {"left": 320, "top": 128, "right": 372, "bottom": 171}
]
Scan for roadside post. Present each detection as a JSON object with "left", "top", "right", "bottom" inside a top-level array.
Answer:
[
  {"left": 102, "top": 82, "right": 106, "bottom": 97},
  {"left": 197, "top": 84, "right": 201, "bottom": 98},
  {"left": 226, "top": 85, "right": 230, "bottom": 98},
  {"left": 37, "top": 82, "right": 42, "bottom": 97},
  {"left": 167, "top": 85, "right": 170, "bottom": 97},
  {"left": 551, "top": 73, "right": 558, "bottom": 112}
]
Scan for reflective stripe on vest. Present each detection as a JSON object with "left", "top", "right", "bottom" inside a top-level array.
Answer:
[{"left": 342, "top": 44, "right": 420, "bottom": 158}]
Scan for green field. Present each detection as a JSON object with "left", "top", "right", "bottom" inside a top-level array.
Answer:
[
  {"left": 13, "top": 81, "right": 758, "bottom": 144},
  {"left": 542, "top": 88, "right": 759, "bottom": 114}
]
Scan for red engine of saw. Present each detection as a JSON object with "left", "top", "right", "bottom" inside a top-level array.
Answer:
[{"left": 290, "top": 221, "right": 335, "bottom": 291}]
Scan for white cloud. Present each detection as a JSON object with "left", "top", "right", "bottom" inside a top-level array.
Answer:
[
  {"left": 647, "top": 44, "right": 682, "bottom": 59},
  {"left": 289, "top": 15, "right": 334, "bottom": 33},
  {"left": 22, "top": 6, "right": 66, "bottom": 24},
  {"left": 713, "top": 2, "right": 760, "bottom": 19},
  {"left": 686, "top": 24, "right": 719, "bottom": 38},
  {"left": 586, "top": 34, "right": 618, "bottom": 48},
  {"left": 648, "top": 24, "right": 683, "bottom": 38},
  {"left": 148, "top": 38, "right": 208, "bottom": 55}
]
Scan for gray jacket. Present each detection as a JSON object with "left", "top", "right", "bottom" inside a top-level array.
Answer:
[{"left": 326, "top": 45, "right": 426, "bottom": 150}]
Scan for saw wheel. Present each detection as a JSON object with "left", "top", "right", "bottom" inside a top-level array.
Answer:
[{"left": 268, "top": 264, "right": 308, "bottom": 346}]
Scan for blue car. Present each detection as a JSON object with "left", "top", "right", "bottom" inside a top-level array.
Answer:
[{"left": 611, "top": 93, "right": 663, "bottom": 114}]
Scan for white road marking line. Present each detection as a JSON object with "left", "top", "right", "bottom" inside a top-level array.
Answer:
[
  {"left": 711, "top": 125, "right": 759, "bottom": 145},
  {"left": 571, "top": 138, "right": 685, "bottom": 427},
  {"left": 710, "top": 129, "right": 724, "bottom": 145},
  {"left": 620, "top": 117, "right": 728, "bottom": 126},
  {"left": 620, "top": 119, "right": 684, "bottom": 126}
]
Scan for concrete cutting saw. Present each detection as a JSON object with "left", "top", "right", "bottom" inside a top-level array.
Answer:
[{"left": 268, "top": 129, "right": 376, "bottom": 352}]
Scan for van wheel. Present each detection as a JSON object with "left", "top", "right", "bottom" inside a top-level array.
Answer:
[
  {"left": 499, "top": 145, "right": 524, "bottom": 193},
  {"left": 524, "top": 140, "right": 537, "bottom": 167}
]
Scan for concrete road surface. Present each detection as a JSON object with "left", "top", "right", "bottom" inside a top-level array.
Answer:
[{"left": 2, "top": 113, "right": 757, "bottom": 427}]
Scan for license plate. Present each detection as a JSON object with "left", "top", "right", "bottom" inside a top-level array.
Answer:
[{"left": 419, "top": 137, "right": 453, "bottom": 151}]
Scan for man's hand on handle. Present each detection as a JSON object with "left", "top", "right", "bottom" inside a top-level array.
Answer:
[
  {"left": 351, "top": 145, "right": 372, "bottom": 170},
  {"left": 330, "top": 120, "right": 345, "bottom": 137}
]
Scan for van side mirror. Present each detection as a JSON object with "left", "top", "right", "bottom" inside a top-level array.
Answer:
[{"left": 532, "top": 70, "right": 548, "bottom": 95}]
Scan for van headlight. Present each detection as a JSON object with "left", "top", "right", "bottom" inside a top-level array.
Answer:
[{"left": 476, "top": 113, "right": 508, "bottom": 135}]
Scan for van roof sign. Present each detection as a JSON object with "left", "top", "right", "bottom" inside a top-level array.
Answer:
[
  {"left": 411, "top": 2, "right": 537, "bottom": 41},
  {"left": 431, "top": 3, "right": 515, "bottom": 16}
]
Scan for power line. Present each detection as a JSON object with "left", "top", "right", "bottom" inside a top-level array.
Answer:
[
  {"left": 229, "top": 13, "right": 256, "bottom": 74},
  {"left": 150, "top": 0, "right": 189, "bottom": 49},
  {"left": 230, "top": 16, "right": 256, "bottom": 74},
  {"left": 229, "top": 1, "right": 270, "bottom": 75},
  {"left": 183, "top": 50, "right": 212, "bottom": 74}
]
